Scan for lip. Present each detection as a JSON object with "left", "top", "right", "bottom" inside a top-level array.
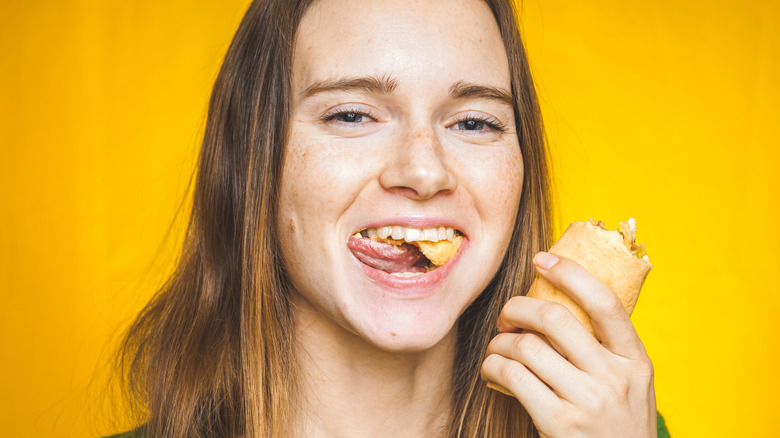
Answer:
[{"left": 348, "top": 228, "right": 469, "bottom": 296}]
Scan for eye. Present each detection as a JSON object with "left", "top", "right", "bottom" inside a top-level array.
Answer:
[
  {"left": 450, "top": 114, "right": 507, "bottom": 135},
  {"left": 334, "top": 111, "right": 366, "bottom": 123},
  {"left": 456, "top": 120, "right": 486, "bottom": 131},
  {"left": 322, "top": 107, "right": 377, "bottom": 127}
]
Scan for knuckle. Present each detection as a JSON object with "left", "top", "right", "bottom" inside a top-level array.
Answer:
[
  {"left": 548, "top": 406, "right": 578, "bottom": 435},
  {"left": 512, "top": 333, "right": 543, "bottom": 359},
  {"left": 563, "top": 406, "right": 605, "bottom": 430},
  {"left": 601, "top": 365, "right": 633, "bottom": 401},
  {"left": 550, "top": 403, "right": 570, "bottom": 422},
  {"left": 578, "top": 379, "right": 607, "bottom": 412},
  {"left": 594, "top": 293, "right": 625, "bottom": 318},
  {"left": 502, "top": 296, "right": 523, "bottom": 315},
  {"left": 499, "top": 360, "right": 526, "bottom": 386},
  {"left": 634, "top": 355, "right": 655, "bottom": 382},
  {"left": 610, "top": 374, "right": 631, "bottom": 399},
  {"left": 639, "top": 355, "right": 655, "bottom": 375},
  {"left": 540, "top": 302, "right": 572, "bottom": 330},
  {"left": 584, "top": 391, "right": 605, "bottom": 415}
]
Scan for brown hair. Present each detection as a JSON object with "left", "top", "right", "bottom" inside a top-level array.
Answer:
[{"left": 118, "top": 0, "right": 551, "bottom": 437}]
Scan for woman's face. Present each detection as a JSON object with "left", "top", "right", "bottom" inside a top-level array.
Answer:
[{"left": 277, "top": 0, "right": 523, "bottom": 351}]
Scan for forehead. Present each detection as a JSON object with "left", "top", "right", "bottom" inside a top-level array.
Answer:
[{"left": 292, "top": 0, "right": 511, "bottom": 92}]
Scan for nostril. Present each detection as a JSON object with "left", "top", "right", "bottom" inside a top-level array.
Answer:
[{"left": 385, "top": 186, "right": 421, "bottom": 199}]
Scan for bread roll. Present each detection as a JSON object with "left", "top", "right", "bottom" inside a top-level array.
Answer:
[{"left": 527, "top": 218, "right": 652, "bottom": 335}]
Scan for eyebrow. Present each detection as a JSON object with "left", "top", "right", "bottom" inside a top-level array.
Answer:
[
  {"left": 448, "top": 81, "right": 514, "bottom": 107},
  {"left": 300, "top": 74, "right": 399, "bottom": 98},
  {"left": 300, "top": 75, "right": 513, "bottom": 107}
]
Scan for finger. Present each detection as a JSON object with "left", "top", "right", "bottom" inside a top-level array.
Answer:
[
  {"left": 533, "top": 251, "right": 645, "bottom": 359},
  {"left": 497, "top": 295, "right": 606, "bottom": 372},
  {"left": 481, "top": 353, "right": 563, "bottom": 424},
  {"left": 487, "top": 331, "right": 588, "bottom": 404}
]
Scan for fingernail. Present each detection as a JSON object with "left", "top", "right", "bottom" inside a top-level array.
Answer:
[{"left": 534, "top": 251, "right": 559, "bottom": 270}]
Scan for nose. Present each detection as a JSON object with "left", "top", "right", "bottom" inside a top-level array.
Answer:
[{"left": 378, "top": 126, "right": 457, "bottom": 200}]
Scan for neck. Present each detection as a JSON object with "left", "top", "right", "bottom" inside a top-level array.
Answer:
[{"left": 291, "top": 297, "right": 456, "bottom": 438}]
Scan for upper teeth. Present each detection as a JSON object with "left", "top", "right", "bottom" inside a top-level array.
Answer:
[{"left": 365, "top": 226, "right": 456, "bottom": 242}]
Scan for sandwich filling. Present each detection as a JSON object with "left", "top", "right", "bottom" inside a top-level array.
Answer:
[
  {"left": 591, "top": 218, "right": 650, "bottom": 262},
  {"left": 347, "top": 226, "right": 464, "bottom": 277}
]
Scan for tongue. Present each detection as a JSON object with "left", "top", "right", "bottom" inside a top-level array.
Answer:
[{"left": 348, "top": 235, "right": 427, "bottom": 273}]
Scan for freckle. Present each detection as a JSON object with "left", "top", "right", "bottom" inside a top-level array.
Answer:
[
  {"left": 289, "top": 218, "right": 296, "bottom": 232},
  {"left": 391, "top": 332, "right": 397, "bottom": 337}
]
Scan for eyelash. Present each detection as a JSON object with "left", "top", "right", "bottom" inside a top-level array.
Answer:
[
  {"left": 321, "top": 108, "right": 507, "bottom": 134},
  {"left": 451, "top": 114, "right": 507, "bottom": 133},
  {"left": 321, "top": 108, "right": 377, "bottom": 125}
]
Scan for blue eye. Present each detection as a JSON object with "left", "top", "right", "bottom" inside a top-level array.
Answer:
[
  {"left": 456, "top": 120, "right": 485, "bottom": 131},
  {"left": 335, "top": 112, "right": 365, "bottom": 123},
  {"left": 451, "top": 115, "right": 506, "bottom": 134},
  {"left": 322, "top": 108, "right": 377, "bottom": 127}
]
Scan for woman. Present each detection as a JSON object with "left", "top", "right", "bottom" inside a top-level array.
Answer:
[{"left": 114, "top": 0, "right": 663, "bottom": 436}]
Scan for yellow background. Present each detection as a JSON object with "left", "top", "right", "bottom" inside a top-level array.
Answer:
[{"left": 1, "top": 1, "right": 778, "bottom": 436}]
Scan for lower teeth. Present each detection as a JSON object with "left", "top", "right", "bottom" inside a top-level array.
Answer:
[{"left": 390, "top": 271, "right": 425, "bottom": 278}]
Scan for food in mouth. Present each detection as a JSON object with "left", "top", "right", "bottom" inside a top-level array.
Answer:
[
  {"left": 347, "top": 226, "right": 464, "bottom": 277},
  {"left": 525, "top": 218, "right": 652, "bottom": 335}
]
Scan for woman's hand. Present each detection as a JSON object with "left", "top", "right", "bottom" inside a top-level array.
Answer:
[{"left": 481, "top": 252, "right": 657, "bottom": 438}]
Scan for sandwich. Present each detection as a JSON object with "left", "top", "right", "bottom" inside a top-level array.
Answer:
[{"left": 526, "top": 218, "right": 652, "bottom": 335}]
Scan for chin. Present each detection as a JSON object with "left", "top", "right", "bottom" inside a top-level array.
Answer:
[{"left": 349, "top": 304, "right": 460, "bottom": 353}]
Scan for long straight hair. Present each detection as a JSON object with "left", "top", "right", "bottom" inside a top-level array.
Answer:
[{"left": 118, "top": 0, "right": 551, "bottom": 436}]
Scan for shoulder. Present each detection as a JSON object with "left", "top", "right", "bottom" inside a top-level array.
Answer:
[{"left": 103, "top": 425, "right": 146, "bottom": 438}]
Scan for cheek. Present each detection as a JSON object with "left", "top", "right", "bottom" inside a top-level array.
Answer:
[
  {"left": 277, "top": 130, "right": 373, "bottom": 242},
  {"left": 495, "top": 151, "right": 524, "bottom": 210},
  {"left": 464, "top": 147, "right": 524, "bottom": 224}
]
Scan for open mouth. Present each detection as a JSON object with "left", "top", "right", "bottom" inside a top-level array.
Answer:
[{"left": 347, "top": 226, "right": 465, "bottom": 278}]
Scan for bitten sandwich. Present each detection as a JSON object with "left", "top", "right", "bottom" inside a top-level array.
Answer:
[{"left": 526, "top": 218, "right": 652, "bottom": 335}]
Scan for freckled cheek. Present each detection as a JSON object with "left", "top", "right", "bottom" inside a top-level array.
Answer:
[
  {"left": 469, "top": 150, "right": 524, "bottom": 217},
  {"left": 280, "top": 132, "right": 372, "bottom": 230},
  {"left": 497, "top": 156, "right": 524, "bottom": 209}
]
